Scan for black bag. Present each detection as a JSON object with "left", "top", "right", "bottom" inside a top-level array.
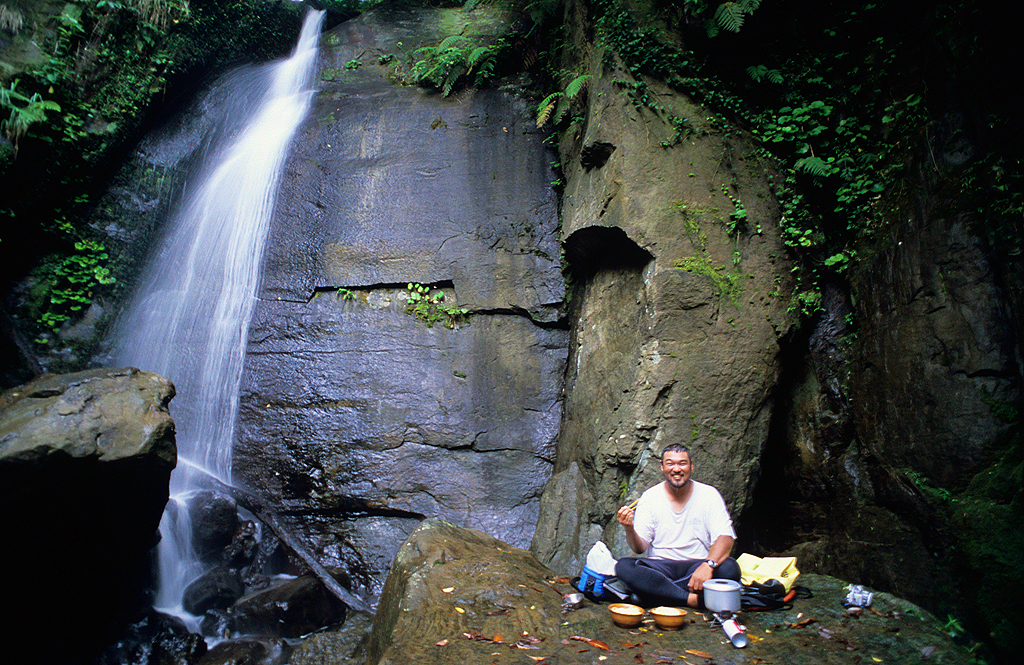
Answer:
[
  {"left": 741, "top": 580, "right": 812, "bottom": 611},
  {"left": 572, "top": 573, "right": 629, "bottom": 603}
]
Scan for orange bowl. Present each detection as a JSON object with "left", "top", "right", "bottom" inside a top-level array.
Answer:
[
  {"left": 650, "top": 606, "right": 687, "bottom": 630},
  {"left": 609, "top": 603, "right": 645, "bottom": 628}
]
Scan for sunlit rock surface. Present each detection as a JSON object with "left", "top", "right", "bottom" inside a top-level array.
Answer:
[
  {"left": 353, "top": 519, "right": 973, "bottom": 665},
  {"left": 235, "top": 5, "right": 566, "bottom": 596}
]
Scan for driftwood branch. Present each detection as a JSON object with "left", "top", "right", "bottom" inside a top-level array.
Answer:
[{"left": 209, "top": 477, "right": 373, "bottom": 615}]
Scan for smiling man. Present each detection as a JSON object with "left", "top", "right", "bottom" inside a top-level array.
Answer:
[{"left": 614, "top": 444, "right": 741, "bottom": 608}]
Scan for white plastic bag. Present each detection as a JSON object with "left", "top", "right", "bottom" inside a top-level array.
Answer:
[{"left": 585, "top": 541, "right": 617, "bottom": 576}]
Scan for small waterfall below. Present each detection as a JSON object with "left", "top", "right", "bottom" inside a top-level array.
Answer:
[{"left": 111, "top": 10, "right": 324, "bottom": 616}]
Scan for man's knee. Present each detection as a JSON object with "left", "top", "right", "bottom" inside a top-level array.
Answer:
[
  {"left": 615, "top": 556, "right": 640, "bottom": 579},
  {"left": 714, "top": 556, "right": 741, "bottom": 581}
]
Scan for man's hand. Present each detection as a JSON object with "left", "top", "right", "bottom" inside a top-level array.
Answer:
[
  {"left": 617, "top": 504, "right": 649, "bottom": 554},
  {"left": 687, "top": 562, "right": 714, "bottom": 591}
]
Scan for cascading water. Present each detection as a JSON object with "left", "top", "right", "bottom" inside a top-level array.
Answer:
[{"left": 111, "top": 10, "right": 324, "bottom": 616}]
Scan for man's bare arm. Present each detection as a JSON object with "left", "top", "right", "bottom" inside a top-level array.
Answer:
[{"left": 616, "top": 505, "right": 649, "bottom": 554}]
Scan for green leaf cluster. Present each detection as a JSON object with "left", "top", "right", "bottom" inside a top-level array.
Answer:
[{"left": 405, "top": 283, "right": 469, "bottom": 329}]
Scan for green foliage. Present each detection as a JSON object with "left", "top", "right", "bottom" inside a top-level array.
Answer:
[
  {"left": 0, "top": 80, "right": 61, "bottom": 155},
  {"left": 411, "top": 36, "right": 502, "bottom": 97},
  {"left": 746, "top": 64, "right": 783, "bottom": 84},
  {"left": 671, "top": 202, "right": 742, "bottom": 304},
  {"left": 720, "top": 185, "right": 747, "bottom": 235},
  {"left": 405, "top": 283, "right": 469, "bottom": 329},
  {"left": 536, "top": 73, "right": 591, "bottom": 128},
  {"left": 711, "top": 1, "right": 759, "bottom": 34},
  {"left": 34, "top": 235, "right": 117, "bottom": 341}
]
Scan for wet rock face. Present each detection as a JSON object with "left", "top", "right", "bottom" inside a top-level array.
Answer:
[
  {"left": 230, "top": 575, "right": 348, "bottom": 639},
  {"left": 853, "top": 210, "right": 1020, "bottom": 487},
  {"left": 0, "top": 367, "right": 176, "bottom": 662},
  {"left": 189, "top": 490, "right": 241, "bottom": 563},
  {"left": 97, "top": 611, "right": 208, "bottom": 665},
  {"left": 234, "top": 5, "right": 566, "bottom": 596}
]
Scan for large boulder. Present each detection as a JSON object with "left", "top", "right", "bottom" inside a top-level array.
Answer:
[
  {"left": 0, "top": 367, "right": 176, "bottom": 661},
  {"left": 233, "top": 4, "right": 566, "bottom": 595},
  {"left": 357, "top": 519, "right": 972, "bottom": 665},
  {"left": 531, "top": 0, "right": 794, "bottom": 573}
]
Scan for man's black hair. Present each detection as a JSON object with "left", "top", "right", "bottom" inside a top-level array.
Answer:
[{"left": 660, "top": 443, "right": 691, "bottom": 462}]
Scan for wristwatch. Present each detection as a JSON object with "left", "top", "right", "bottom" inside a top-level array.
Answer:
[{"left": 705, "top": 559, "right": 718, "bottom": 569}]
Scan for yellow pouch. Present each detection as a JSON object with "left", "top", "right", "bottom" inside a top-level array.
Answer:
[{"left": 736, "top": 553, "right": 800, "bottom": 592}]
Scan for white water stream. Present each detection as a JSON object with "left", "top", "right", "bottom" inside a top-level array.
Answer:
[{"left": 112, "top": 10, "right": 324, "bottom": 616}]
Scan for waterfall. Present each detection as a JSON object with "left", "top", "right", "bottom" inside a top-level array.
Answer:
[{"left": 111, "top": 10, "right": 324, "bottom": 615}]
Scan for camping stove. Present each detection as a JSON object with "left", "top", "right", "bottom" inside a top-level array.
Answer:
[{"left": 710, "top": 612, "right": 748, "bottom": 648}]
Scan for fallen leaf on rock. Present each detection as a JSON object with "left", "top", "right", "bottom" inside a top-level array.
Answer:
[
  {"left": 442, "top": 587, "right": 455, "bottom": 593},
  {"left": 527, "top": 657, "right": 547, "bottom": 662},
  {"left": 435, "top": 639, "right": 449, "bottom": 646},
  {"left": 513, "top": 642, "right": 540, "bottom": 650},
  {"left": 791, "top": 618, "right": 816, "bottom": 628},
  {"left": 570, "top": 636, "right": 611, "bottom": 651},
  {"left": 685, "top": 649, "right": 713, "bottom": 658},
  {"left": 623, "top": 641, "right": 648, "bottom": 649},
  {"left": 455, "top": 607, "right": 465, "bottom": 614},
  {"left": 920, "top": 646, "right": 936, "bottom": 660},
  {"left": 818, "top": 627, "right": 834, "bottom": 639},
  {"left": 635, "top": 653, "right": 644, "bottom": 663},
  {"left": 493, "top": 634, "right": 503, "bottom": 643}
]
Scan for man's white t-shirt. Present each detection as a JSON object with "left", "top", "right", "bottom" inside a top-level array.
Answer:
[{"left": 633, "top": 480, "right": 736, "bottom": 560}]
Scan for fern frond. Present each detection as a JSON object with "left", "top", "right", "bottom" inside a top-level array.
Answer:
[
  {"left": 703, "top": 18, "right": 720, "bottom": 38},
  {"left": 439, "top": 35, "right": 470, "bottom": 50},
  {"left": 536, "top": 92, "right": 562, "bottom": 128},
  {"left": 715, "top": 3, "right": 745, "bottom": 33},
  {"left": 740, "top": 0, "right": 761, "bottom": 12},
  {"left": 467, "top": 46, "right": 491, "bottom": 68},
  {"left": 442, "top": 64, "right": 467, "bottom": 97},
  {"left": 747, "top": 65, "right": 783, "bottom": 84},
  {"left": 564, "top": 74, "right": 592, "bottom": 100},
  {"left": 795, "top": 156, "right": 832, "bottom": 177}
]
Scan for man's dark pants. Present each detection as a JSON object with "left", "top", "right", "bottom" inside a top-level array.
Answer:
[{"left": 615, "top": 556, "right": 741, "bottom": 608}]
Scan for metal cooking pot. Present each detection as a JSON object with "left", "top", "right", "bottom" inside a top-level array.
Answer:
[{"left": 703, "top": 579, "right": 742, "bottom": 613}]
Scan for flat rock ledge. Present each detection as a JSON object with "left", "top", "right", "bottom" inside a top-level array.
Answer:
[{"left": 334, "top": 519, "right": 972, "bottom": 665}]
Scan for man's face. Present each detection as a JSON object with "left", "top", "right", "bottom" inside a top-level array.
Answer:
[{"left": 660, "top": 450, "right": 692, "bottom": 489}]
